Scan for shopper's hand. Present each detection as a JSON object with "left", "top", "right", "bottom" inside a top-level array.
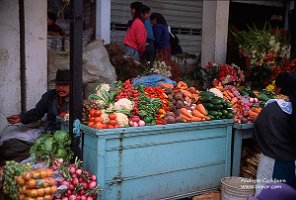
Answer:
[{"left": 7, "top": 115, "right": 21, "bottom": 124}]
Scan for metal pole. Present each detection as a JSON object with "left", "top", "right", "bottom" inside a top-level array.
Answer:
[{"left": 69, "top": 0, "right": 83, "bottom": 159}]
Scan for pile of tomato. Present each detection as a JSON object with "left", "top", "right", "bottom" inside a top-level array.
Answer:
[{"left": 87, "top": 109, "right": 119, "bottom": 129}]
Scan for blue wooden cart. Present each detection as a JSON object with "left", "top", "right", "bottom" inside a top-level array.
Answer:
[{"left": 77, "top": 119, "right": 233, "bottom": 200}]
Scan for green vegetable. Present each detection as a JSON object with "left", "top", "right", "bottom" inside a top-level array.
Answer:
[
  {"left": 43, "top": 137, "right": 55, "bottom": 153},
  {"left": 53, "top": 130, "right": 69, "bottom": 143},
  {"left": 55, "top": 148, "right": 68, "bottom": 158}
]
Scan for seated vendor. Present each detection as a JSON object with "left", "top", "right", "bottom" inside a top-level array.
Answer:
[{"left": 0, "top": 69, "right": 70, "bottom": 164}]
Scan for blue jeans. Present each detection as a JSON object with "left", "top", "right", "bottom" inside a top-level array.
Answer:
[{"left": 124, "top": 45, "right": 140, "bottom": 61}]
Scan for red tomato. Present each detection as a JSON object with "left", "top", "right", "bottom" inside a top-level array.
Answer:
[
  {"left": 108, "top": 120, "right": 117, "bottom": 126},
  {"left": 89, "top": 117, "right": 95, "bottom": 122},
  {"left": 94, "top": 122, "right": 103, "bottom": 129},
  {"left": 107, "top": 124, "right": 114, "bottom": 129},
  {"left": 114, "top": 124, "right": 120, "bottom": 128},
  {"left": 89, "top": 109, "right": 96, "bottom": 117},
  {"left": 94, "top": 117, "right": 104, "bottom": 123},
  {"left": 101, "top": 123, "right": 107, "bottom": 129},
  {"left": 109, "top": 113, "right": 117, "bottom": 120},
  {"left": 88, "top": 121, "right": 95, "bottom": 128},
  {"left": 94, "top": 110, "right": 102, "bottom": 117}
]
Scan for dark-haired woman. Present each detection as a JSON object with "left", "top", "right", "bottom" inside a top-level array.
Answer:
[
  {"left": 150, "top": 12, "right": 171, "bottom": 63},
  {"left": 254, "top": 72, "right": 296, "bottom": 195},
  {"left": 123, "top": 5, "right": 147, "bottom": 61}
]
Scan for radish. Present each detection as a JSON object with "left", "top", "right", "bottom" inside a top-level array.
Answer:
[
  {"left": 132, "top": 122, "right": 138, "bottom": 127},
  {"left": 88, "top": 181, "right": 97, "bottom": 189},
  {"left": 76, "top": 196, "right": 81, "bottom": 200},
  {"left": 69, "top": 195, "right": 77, "bottom": 200},
  {"left": 61, "top": 180, "right": 70, "bottom": 188},
  {"left": 69, "top": 183, "right": 75, "bottom": 190},
  {"left": 80, "top": 195, "right": 87, "bottom": 200},
  {"left": 76, "top": 168, "right": 82, "bottom": 176},
  {"left": 79, "top": 189, "right": 85, "bottom": 195},
  {"left": 86, "top": 197, "right": 93, "bottom": 200},
  {"left": 67, "top": 189, "right": 72, "bottom": 196},
  {"left": 62, "top": 197, "right": 69, "bottom": 200},
  {"left": 90, "top": 175, "right": 96, "bottom": 181},
  {"left": 72, "top": 177, "right": 79, "bottom": 186},
  {"left": 69, "top": 166, "right": 76, "bottom": 174},
  {"left": 81, "top": 182, "right": 88, "bottom": 189}
]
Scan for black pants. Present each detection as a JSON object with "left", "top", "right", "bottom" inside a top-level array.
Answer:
[{"left": 141, "top": 43, "right": 155, "bottom": 66}]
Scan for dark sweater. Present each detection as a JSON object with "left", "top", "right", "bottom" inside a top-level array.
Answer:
[
  {"left": 20, "top": 90, "right": 69, "bottom": 132},
  {"left": 254, "top": 102, "right": 296, "bottom": 160}
]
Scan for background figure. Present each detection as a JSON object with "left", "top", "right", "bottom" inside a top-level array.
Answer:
[
  {"left": 123, "top": 3, "right": 147, "bottom": 61},
  {"left": 169, "top": 28, "right": 183, "bottom": 56},
  {"left": 48, "top": 12, "right": 66, "bottom": 51},
  {"left": 253, "top": 72, "right": 296, "bottom": 194},
  {"left": 150, "top": 12, "right": 171, "bottom": 63},
  {"left": 0, "top": 70, "right": 72, "bottom": 164},
  {"left": 129, "top": 2, "right": 155, "bottom": 65}
]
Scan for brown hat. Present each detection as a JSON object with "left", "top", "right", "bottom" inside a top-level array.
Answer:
[{"left": 51, "top": 69, "right": 71, "bottom": 83}]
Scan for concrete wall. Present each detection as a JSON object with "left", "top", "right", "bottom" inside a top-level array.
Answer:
[
  {"left": 0, "top": 0, "right": 47, "bottom": 133},
  {"left": 201, "top": 0, "right": 230, "bottom": 68}
]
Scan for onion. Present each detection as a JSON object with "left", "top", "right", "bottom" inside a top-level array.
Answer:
[
  {"left": 132, "top": 122, "right": 138, "bottom": 127},
  {"left": 86, "top": 197, "right": 93, "bottom": 200},
  {"left": 67, "top": 189, "right": 72, "bottom": 196},
  {"left": 138, "top": 120, "right": 145, "bottom": 127},
  {"left": 79, "top": 189, "right": 85, "bottom": 195},
  {"left": 131, "top": 116, "right": 140, "bottom": 123},
  {"left": 88, "top": 181, "right": 97, "bottom": 189},
  {"left": 62, "top": 197, "right": 69, "bottom": 200}
]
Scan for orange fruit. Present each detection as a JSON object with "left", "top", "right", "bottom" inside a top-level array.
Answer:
[
  {"left": 27, "top": 189, "right": 38, "bottom": 198},
  {"left": 27, "top": 179, "right": 37, "bottom": 189},
  {"left": 44, "top": 186, "right": 52, "bottom": 195},
  {"left": 36, "top": 188, "right": 45, "bottom": 197}
]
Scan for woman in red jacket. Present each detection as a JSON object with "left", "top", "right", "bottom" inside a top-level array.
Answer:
[{"left": 123, "top": 4, "right": 148, "bottom": 61}]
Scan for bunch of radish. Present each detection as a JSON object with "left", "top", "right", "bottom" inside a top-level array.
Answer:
[
  {"left": 55, "top": 158, "right": 100, "bottom": 200},
  {"left": 129, "top": 116, "right": 145, "bottom": 127}
]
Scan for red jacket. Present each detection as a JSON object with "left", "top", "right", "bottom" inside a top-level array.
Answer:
[{"left": 124, "top": 18, "right": 147, "bottom": 55}]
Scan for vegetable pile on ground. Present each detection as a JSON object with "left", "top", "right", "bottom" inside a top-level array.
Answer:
[
  {"left": 55, "top": 158, "right": 100, "bottom": 200},
  {"left": 17, "top": 168, "right": 57, "bottom": 200},
  {"left": 2, "top": 161, "right": 32, "bottom": 200},
  {"left": 29, "top": 130, "right": 73, "bottom": 165}
]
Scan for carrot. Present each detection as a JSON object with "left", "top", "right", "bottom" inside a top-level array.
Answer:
[
  {"left": 180, "top": 114, "right": 192, "bottom": 122},
  {"left": 180, "top": 108, "right": 193, "bottom": 118},
  {"left": 226, "top": 90, "right": 235, "bottom": 98},
  {"left": 248, "top": 110, "right": 259, "bottom": 117},
  {"left": 204, "top": 116, "right": 211, "bottom": 121},
  {"left": 196, "top": 104, "right": 207, "bottom": 116},
  {"left": 192, "top": 109, "right": 206, "bottom": 118},
  {"left": 191, "top": 116, "right": 203, "bottom": 122},
  {"left": 251, "top": 107, "right": 262, "bottom": 113},
  {"left": 177, "top": 81, "right": 188, "bottom": 89},
  {"left": 231, "top": 97, "right": 238, "bottom": 104}
]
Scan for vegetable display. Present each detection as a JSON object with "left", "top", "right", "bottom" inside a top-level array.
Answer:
[
  {"left": 29, "top": 130, "right": 73, "bottom": 165},
  {"left": 81, "top": 79, "right": 278, "bottom": 128}
]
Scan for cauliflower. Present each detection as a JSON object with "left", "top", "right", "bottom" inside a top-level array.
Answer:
[
  {"left": 95, "top": 83, "right": 110, "bottom": 92},
  {"left": 114, "top": 98, "right": 134, "bottom": 113},
  {"left": 101, "top": 110, "right": 110, "bottom": 124},
  {"left": 208, "top": 88, "right": 224, "bottom": 98},
  {"left": 114, "top": 113, "right": 129, "bottom": 127}
]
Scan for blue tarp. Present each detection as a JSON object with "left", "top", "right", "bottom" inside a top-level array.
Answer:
[{"left": 132, "top": 74, "right": 176, "bottom": 87}]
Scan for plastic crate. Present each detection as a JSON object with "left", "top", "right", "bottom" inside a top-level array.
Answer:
[{"left": 81, "top": 119, "right": 233, "bottom": 200}]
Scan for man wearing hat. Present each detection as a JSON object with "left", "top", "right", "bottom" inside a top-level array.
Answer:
[{"left": 0, "top": 70, "right": 71, "bottom": 164}]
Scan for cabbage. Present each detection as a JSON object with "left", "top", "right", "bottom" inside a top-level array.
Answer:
[{"left": 53, "top": 130, "right": 69, "bottom": 143}]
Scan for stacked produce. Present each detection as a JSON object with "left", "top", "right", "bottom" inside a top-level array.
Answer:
[
  {"left": 29, "top": 130, "right": 73, "bottom": 165},
  {"left": 2, "top": 161, "right": 33, "bottom": 200},
  {"left": 55, "top": 158, "right": 100, "bottom": 200},
  {"left": 17, "top": 168, "right": 57, "bottom": 200}
]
